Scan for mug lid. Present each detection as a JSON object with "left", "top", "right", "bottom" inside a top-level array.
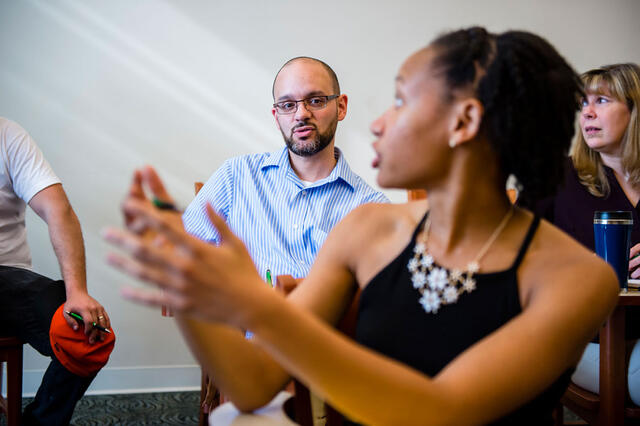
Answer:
[{"left": 594, "top": 210, "right": 633, "bottom": 223}]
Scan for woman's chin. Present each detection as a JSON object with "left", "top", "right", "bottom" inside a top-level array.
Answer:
[
  {"left": 376, "top": 175, "right": 407, "bottom": 190},
  {"left": 376, "top": 173, "right": 393, "bottom": 189}
]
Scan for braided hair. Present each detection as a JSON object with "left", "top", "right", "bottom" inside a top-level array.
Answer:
[{"left": 431, "top": 27, "right": 582, "bottom": 202}]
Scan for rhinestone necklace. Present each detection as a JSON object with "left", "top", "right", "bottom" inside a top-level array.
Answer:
[{"left": 407, "top": 207, "right": 515, "bottom": 314}]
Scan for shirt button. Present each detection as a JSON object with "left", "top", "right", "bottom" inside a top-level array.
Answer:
[{"left": 302, "top": 191, "right": 307, "bottom": 196}]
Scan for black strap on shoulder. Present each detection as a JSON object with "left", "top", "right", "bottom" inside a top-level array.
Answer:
[
  {"left": 412, "top": 210, "right": 429, "bottom": 240},
  {"left": 511, "top": 215, "right": 541, "bottom": 269}
]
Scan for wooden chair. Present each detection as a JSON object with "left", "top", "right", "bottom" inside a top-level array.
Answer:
[
  {"left": 407, "top": 189, "right": 427, "bottom": 201},
  {"left": 198, "top": 186, "right": 431, "bottom": 424},
  {"left": 0, "top": 336, "right": 24, "bottom": 426},
  {"left": 191, "top": 181, "right": 214, "bottom": 426},
  {"left": 555, "top": 296, "right": 640, "bottom": 425},
  {"left": 193, "top": 181, "right": 315, "bottom": 424},
  {"left": 408, "top": 188, "right": 518, "bottom": 204},
  {"left": 276, "top": 275, "right": 361, "bottom": 426},
  {"left": 198, "top": 274, "right": 317, "bottom": 426}
]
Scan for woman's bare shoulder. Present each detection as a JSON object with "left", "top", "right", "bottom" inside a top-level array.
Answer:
[
  {"left": 521, "top": 218, "right": 619, "bottom": 308},
  {"left": 335, "top": 199, "right": 427, "bottom": 239}
]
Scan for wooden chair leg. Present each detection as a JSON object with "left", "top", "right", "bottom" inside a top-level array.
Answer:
[
  {"left": 5, "top": 346, "right": 23, "bottom": 426},
  {"left": 553, "top": 403, "right": 564, "bottom": 426},
  {"left": 293, "top": 380, "right": 313, "bottom": 426},
  {"left": 199, "top": 370, "right": 208, "bottom": 426}
]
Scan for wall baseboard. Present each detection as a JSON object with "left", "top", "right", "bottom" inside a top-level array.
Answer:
[{"left": 16, "top": 364, "right": 202, "bottom": 397}]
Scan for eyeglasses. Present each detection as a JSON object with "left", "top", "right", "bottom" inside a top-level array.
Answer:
[{"left": 273, "top": 95, "right": 339, "bottom": 114}]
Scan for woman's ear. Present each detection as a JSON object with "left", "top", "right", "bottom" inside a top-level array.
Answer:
[{"left": 448, "top": 98, "right": 484, "bottom": 148}]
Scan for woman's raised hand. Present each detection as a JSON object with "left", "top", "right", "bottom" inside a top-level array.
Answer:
[{"left": 104, "top": 167, "right": 265, "bottom": 326}]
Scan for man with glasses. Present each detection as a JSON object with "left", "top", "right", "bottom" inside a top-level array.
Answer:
[{"left": 182, "top": 56, "right": 387, "bottom": 281}]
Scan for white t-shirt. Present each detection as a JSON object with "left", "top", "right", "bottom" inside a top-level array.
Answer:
[{"left": 0, "top": 117, "right": 61, "bottom": 269}]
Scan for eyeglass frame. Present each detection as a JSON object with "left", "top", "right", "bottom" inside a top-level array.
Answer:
[{"left": 273, "top": 94, "right": 340, "bottom": 114}]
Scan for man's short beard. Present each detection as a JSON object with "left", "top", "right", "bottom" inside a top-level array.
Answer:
[{"left": 283, "top": 117, "right": 338, "bottom": 157}]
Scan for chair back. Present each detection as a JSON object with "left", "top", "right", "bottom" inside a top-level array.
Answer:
[
  {"left": 407, "top": 189, "right": 427, "bottom": 201},
  {"left": 408, "top": 188, "right": 518, "bottom": 204}
]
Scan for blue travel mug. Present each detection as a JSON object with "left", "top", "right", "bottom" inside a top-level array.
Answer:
[{"left": 594, "top": 211, "right": 633, "bottom": 290}]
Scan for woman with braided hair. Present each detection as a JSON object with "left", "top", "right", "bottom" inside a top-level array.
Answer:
[{"left": 105, "top": 27, "right": 618, "bottom": 424}]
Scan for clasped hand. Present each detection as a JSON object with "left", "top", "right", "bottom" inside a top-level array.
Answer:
[
  {"left": 103, "top": 166, "right": 265, "bottom": 327},
  {"left": 631, "top": 243, "right": 640, "bottom": 279}
]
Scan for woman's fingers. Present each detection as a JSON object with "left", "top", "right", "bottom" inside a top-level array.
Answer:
[
  {"left": 127, "top": 169, "right": 145, "bottom": 199},
  {"left": 104, "top": 226, "right": 207, "bottom": 302},
  {"left": 122, "top": 198, "right": 195, "bottom": 250},
  {"left": 141, "top": 166, "right": 174, "bottom": 204},
  {"left": 630, "top": 244, "right": 640, "bottom": 264},
  {"left": 120, "top": 285, "right": 191, "bottom": 314},
  {"left": 121, "top": 286, "right": 170, "bottom": 308},
  {"left": 124, "top": 170, "right": 146, "bottom": 226},
  {"left": 103, "top": 226, "right": 165, "bottom": 263},
  {"left": 205, "top": 204, "right": 240, "bottom": 247},
  {"left": 106, "top": 250, "right": 174, "bottom": 289},
  {"left": 629, "top": 244, "right": 640, "bottom": 278}
]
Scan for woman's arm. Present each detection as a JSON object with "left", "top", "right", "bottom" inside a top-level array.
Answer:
[
  {"left": 172, "top": 223, "right": 360, "bottom": 411},
  {"left": 107, "top": 195, "right": 618, "bottom": 424},
  {"left": 240, "top": 226, "right": 619, "bottom": 425},
  {"left": 106, "top": 168, "right": 366, "bottom": 410}
]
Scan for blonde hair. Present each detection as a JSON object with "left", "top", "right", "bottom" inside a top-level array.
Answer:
[{"left": 570, "top": 63, "right": 640, "bottom": 196}]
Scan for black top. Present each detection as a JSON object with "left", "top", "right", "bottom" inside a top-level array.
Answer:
[
  {"left": 352, "top": 214, "right": 571, "bottom": 425},
  {"left": 529, "top": 159, "right": 640, "bottom": 252}
]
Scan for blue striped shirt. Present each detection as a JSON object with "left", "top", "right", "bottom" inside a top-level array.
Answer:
[{"left": 182, "top": 147, "right": 389, "bottom": 279}]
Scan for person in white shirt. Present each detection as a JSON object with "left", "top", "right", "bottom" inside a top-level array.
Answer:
[{"left": 0, "top": 117, "right": 111, "bottom": 425}]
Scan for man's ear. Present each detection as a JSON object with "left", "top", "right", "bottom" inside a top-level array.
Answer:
[
  {"left": 448, "top": 98, "right": 483, "bottom": 148},
  {"left": 337, "top": 94, "right": 348, "bottom": 121},
  {"left": 272, "top": 107, "right": 282, "bottom": 131}
]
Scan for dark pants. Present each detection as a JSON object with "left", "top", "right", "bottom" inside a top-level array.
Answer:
[{"left": 0, "top": 266, "right": 95, "bottom": 426}]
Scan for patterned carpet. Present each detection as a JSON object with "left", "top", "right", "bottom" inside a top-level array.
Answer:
[
  {"left": 0, "top": 391, "right": 584, "bottom": 425},
  {"left": 0, "top": 391, "right": 200, "bottom": 426}
]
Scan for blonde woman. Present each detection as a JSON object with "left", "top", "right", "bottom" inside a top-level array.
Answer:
[{"left": 528, "top": 63, "right": 640, "bottom": 404}]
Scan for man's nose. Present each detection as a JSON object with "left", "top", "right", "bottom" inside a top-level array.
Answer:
[{"left": 294, "top": 101, "right": 312, "bottom": 120}]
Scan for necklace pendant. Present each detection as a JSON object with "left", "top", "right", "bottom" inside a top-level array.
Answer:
[
  {"left": 408, "top": 207, "right": 514, "bottom": 315},
  {"left": 467, "top": 261, "right": 480, "bottom": 274}
]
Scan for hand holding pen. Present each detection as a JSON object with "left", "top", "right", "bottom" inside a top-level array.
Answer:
[
  {"left": 65, "top": 311, "right": 112, "bottom": 334},
  {"left": 125, "top": 166, "right": 181, "bottom": 234}
]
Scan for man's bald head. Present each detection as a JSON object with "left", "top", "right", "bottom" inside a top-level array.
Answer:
[{"left": 272, "top": 57, "right": 340, "bottom": 99}]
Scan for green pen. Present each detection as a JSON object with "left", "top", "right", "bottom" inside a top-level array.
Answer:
[
  {"left": 65, "top": 311, "right": 111, "bottom": 333},
  {"left": 152, "top": 197, "right": 179, "bottom": 212},
  {"left": 266, "top": 269, "right": 273, "bottom": 287}
]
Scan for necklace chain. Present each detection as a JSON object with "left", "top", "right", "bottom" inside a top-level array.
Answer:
[{"left": 408, "top": 207, "right": 515, "bottom": 314}]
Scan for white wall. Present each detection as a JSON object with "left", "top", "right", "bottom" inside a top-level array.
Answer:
[{"left": 1, "top": 0, "right": 638, "bottom": 395}]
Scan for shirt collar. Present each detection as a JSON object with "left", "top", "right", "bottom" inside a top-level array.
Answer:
[{"left": 261, "top": 146, "right": 357, "bottom": 191}]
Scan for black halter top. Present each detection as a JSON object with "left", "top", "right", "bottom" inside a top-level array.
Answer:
[{"left": 353, "top": 213, "right": 572, "bottom": 425}]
